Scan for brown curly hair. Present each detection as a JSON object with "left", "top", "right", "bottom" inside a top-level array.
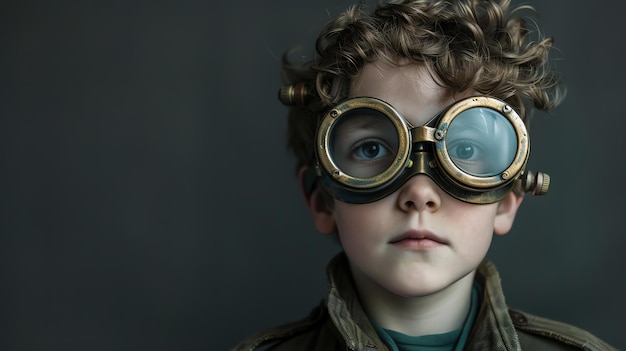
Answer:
[{"left": 281, "top": 0, "right": 565, "bottom": 203}]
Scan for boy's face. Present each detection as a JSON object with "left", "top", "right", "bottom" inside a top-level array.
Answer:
[{"left": 306, "top": 60, "right": 523, "bottom": 298}]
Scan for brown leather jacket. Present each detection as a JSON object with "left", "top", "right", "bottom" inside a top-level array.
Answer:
[{"left": 232, "top": 253, "right": 617, "bottom": 351}]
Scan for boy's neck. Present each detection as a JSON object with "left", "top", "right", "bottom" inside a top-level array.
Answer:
[{"left": 351, "top": 267, "right": 476, "bottom": 337}]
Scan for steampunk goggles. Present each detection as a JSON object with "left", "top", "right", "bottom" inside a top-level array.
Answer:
[{"left": 313, "top": 95, "right": 549, "bottom": 204}]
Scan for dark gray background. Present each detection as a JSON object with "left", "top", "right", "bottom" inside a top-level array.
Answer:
[{"left": 2, "top": 1, "right": 624, "bottom": 350}]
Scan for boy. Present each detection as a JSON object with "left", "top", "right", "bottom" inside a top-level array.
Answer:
[{"left": 233, "top": 0, "right": 616, "bottom": 350}]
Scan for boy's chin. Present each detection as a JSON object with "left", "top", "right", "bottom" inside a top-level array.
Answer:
[{"left": 381, "top": 270, "right": 476, "bottom": 299}]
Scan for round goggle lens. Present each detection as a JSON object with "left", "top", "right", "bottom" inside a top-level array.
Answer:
[
  {"left": 329, "top": 108, "right": 400, "bottom": 179},
  {"left": 445, "top": 107, "right": 517, "bottom": 176}
]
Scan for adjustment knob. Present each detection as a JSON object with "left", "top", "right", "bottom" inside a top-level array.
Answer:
[{"left": 521, "top": 170, "right": 550, "bottom": 196}]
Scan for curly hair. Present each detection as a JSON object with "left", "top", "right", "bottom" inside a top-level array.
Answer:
[{"left": 281, "top": 0, "right": 565, "bottom": 202}]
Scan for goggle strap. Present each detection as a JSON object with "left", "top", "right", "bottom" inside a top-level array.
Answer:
[{"left": 302, "top": 165, "right": 320, "bottom": 197}]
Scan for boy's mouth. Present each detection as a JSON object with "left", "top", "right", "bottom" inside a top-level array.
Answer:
[{"left": 389, "top": 230, "right": 448, "bottom": 249}]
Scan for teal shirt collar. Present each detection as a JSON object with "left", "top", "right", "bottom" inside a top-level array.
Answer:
[{"left": 373, "top": 283, "right": 482, "bottom": 351}]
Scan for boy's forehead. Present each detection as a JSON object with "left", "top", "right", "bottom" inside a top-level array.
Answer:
[{"left": 350, "top": 61, "right": 464, "bottom": 126}]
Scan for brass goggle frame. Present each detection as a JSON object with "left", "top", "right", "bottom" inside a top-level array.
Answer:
[{"left": 315, "top": 96, "right": 549, "bottom": 204}]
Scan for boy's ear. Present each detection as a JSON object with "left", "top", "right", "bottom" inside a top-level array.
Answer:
[
  {"left": 298, "top": 167, "right": 336, "bottom": 235},
  {"left": 493, "top": 191, "right": 524, "bottom": 236}
]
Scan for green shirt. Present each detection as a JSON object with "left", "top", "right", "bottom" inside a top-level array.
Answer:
[{"left": 374, "top": 284, "right": 481, "bottom": 351}]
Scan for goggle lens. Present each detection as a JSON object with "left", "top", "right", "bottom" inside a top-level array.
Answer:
[
  {"left": 446, "top": 107, "right": 517, "bottom": 177},
  {"left": 330, "top": 108, "right": 400, "bottom": 178}
]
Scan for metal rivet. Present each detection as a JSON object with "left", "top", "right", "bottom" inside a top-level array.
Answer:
[
  {"left": 501, "top": 171, "right": 510, "bottom": 180},
  {"left": 503, "top": 105, "right": 512, "bottom": 114},
  {"left": 435, "top": 129, "right": 445, "bottom": 140},
  {"left": 330, "top": 110, "right": 339, "bottom": 118}
]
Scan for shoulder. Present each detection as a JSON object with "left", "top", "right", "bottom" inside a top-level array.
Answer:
[
  {"left": 230, "top": 300, "right": 342, "bottom": 351},
  {"left": 508, "top": 308, "right": 617, "bottom": 351}
]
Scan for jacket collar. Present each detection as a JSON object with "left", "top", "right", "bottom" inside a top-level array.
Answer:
[
  {"left": 467, "top": 260, "right": 521, "bottom": 350},
  {"left": 326, "top": 253, "right": 387, "bottom": 350},
  {"left": 325, "top": 253, "right": 522, "bottom": 351}
]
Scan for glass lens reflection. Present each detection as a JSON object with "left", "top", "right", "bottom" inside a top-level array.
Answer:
[{"left": 446, "top": 107, "right": 517, "bottom": 176}]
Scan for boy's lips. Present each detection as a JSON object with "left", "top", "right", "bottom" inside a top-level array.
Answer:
[{"left": 389, "top": 230, "right": 448, "bottom": 248}]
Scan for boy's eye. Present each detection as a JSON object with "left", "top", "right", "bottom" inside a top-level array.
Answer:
[
  {"left": 353, "top": 140, "right": 391, "bottom": 160},
  {"left": 454, "top": 143, "right": 473, "bottom": 159},
  {"left": 449, "top": 140, "right": 483, "bottom": 161},
  {"left": 447, "top": 137, "right": 491, "bottom": 175}
]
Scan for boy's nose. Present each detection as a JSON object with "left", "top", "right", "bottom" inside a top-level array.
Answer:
[{"left": 397, "top": 174, "right": 442, "bottom": 212}]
